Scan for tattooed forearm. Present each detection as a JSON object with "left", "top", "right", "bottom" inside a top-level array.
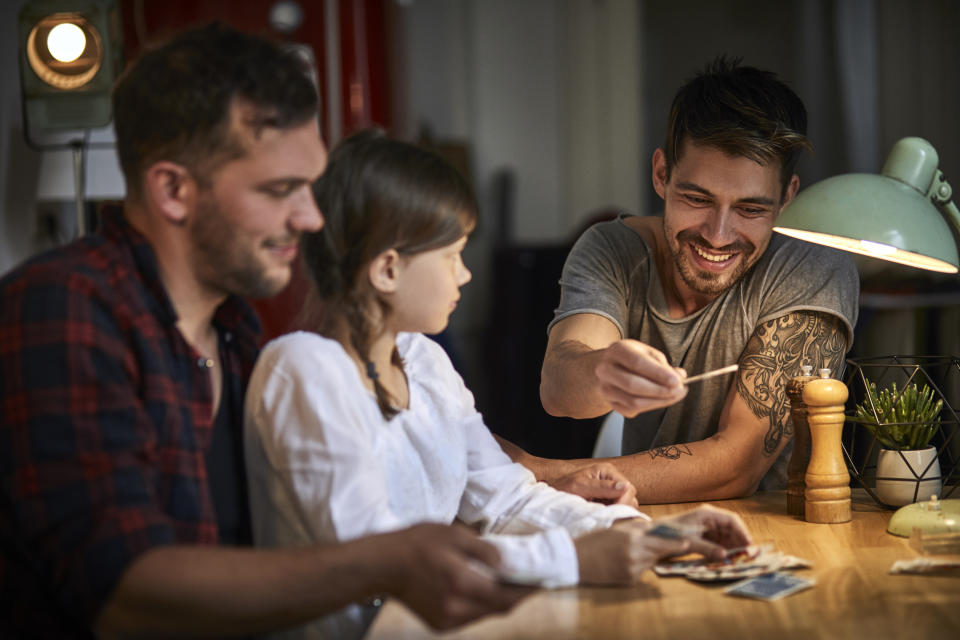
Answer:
[
  {"left": 737, "top": 311, "right": 846, "bottom": 456},
  {"left": 647, "top": 444, "right": 693, "bottom": 461}
]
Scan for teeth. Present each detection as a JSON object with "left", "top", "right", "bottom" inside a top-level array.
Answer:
[{"left": 694, "top": 245, "right": 733, "bottom": 263}]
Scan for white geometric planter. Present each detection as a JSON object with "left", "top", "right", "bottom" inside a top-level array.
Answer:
[
  {"left": 842, "top": 355, "right": 960, "bottom": 508},
  {"left": 875, "top": 446, "right": 942, "bottom": 506}
]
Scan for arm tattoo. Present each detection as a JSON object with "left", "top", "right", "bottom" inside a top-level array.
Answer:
[
  {"left": 647, "top": 444, "right": 692, "bottom": 461},
  {"left": 737, "top": 311, "right": 847, "bottom": 456}
]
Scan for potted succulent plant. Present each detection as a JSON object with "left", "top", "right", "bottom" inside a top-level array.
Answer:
[{"left": 851, "top": 381, "right": 943, "bottom": 506}]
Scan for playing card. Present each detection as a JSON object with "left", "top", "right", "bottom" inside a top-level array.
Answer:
[
  {"left": 723, "top": 571, "right": 815, "bottom": 600},
  {"left": 889, "top": 558, "right": 960, "bottom": 576},
  {"left": 653, "top": 545, "right": 810, "bottom": 582},
  {"left": 646, "top": 521, "right": 704, "bottom": 540},
  {"left": 654, "top": 545, "right": 761, "bottom": 577}
]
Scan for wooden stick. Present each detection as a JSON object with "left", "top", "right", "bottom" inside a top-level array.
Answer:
[{"left": 683, "top": 363, "right": 739, "bottom": 386}]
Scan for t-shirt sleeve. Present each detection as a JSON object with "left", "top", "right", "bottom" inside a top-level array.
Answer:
[
  {"left": 548, "top": 221, "right": 640, "bottom": 337},
  {"left": 752, "top": 238, "right": 860, "bottom": 349}
]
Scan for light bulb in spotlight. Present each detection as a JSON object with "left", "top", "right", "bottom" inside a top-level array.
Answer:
[{"left": 47, "top": 22, "right": 86, "bottom": 62}]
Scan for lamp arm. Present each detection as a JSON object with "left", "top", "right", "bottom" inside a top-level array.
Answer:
[
  {"left": 943, "top": 201, "right": 960, "bottom": 237},
  {"left": 71, "top": 141, "right": 88, "bottom": 238},
  {"left": 929, "top": 170, "right": 960, "bottom": 237}
]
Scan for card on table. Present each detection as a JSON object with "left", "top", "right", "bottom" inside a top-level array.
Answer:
[
  {"left": 723, "top": 571, "right": 815, "bottom": 601},
  {"left": 653, "top": 545, "right": 811, "bottom": 582}
]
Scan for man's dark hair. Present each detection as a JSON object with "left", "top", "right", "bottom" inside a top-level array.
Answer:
[
  {"left": 113, "top": 22, "right": 319, "bottom": 199},
  {"left": 664, "top": 56, "right": 811, "bottom": 199}
]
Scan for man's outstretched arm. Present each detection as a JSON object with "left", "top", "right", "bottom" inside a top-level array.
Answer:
[
  {"left": 97, "top": 523, "right": 530, "bottom": 637},
  {"left": 526, "top": 310, "right": 847, "bottom": 503},
  {"left": 540, "top": 313, "right": 687, "bottom": 419}
]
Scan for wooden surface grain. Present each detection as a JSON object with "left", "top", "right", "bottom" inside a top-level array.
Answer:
[{"left": 365, "top": 491, "right": 960, "bottom": 640}]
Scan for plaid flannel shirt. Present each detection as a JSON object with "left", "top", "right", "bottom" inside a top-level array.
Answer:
[{"left": 0, "top": 209, "right": 260, "bottom": 638}]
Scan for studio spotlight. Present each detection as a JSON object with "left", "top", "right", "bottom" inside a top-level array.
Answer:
[{"left": 18, "top": 0, "right": 122, "bottom": 135}]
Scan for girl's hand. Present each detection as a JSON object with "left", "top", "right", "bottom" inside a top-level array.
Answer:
[
  {"left": 574, "top": 504, "right": 752, "bottom": 584},
  {"left": 652, "top": 504, "right": 752, "bottom": 561},
  {"left": 574, "top": 524, "right": 687, "bottom": 585}
]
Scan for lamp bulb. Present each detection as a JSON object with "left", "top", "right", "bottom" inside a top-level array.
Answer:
[{"left": 47, "top": 23, "right": 86, "bottom": 63}]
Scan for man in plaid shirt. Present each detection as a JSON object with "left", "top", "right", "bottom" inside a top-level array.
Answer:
[{"left": 0, "top": 23, "right": 526, "bottom": 638}]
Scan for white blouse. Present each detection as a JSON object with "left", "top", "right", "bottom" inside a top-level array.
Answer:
[{"left": 244, "top": 331, "right": 644, "bottom": 639}]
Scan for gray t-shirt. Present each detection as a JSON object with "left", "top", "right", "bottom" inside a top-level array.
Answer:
[{"left": 549, "top": 215, "right": 859, "bottom": 489}]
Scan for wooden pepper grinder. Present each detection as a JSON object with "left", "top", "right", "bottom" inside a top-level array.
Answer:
[
  {"left": 803, "top": 368, "right": 851, "bottom": 524},
  {"left": 786, "top": 365, "right": 816, "bottom": 517}
]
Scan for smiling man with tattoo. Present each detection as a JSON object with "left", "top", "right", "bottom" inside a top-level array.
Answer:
[{"left": 500, "top": 57, "right": 858, "bottom": 504}]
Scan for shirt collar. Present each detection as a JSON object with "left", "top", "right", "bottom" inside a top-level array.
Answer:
[{"left": 99, "top": 207, "right": 262, "bottom": 353}]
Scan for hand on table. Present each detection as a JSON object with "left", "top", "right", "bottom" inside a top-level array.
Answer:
[
  {"left": 548, "top": 462, "right": 639, "bottom": 509},
  {"left": 574, "top": 520, "right": 689, "bottom": 585},
  {"left": 654, "top": 504, "right": 752, "bottom": 561},
  {"left": 573, "top": 505, "right": 752, "bottom": 585},
  {"left": 385, "top": 523, "right": 534, "bottom": 630},
  {"left": 594, "top": 339, "right": 687, "bottom": 417}
]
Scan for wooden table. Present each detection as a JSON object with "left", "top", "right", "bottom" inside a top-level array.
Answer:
[{"left": 365, "top": 492, "right": 960, "bottom": 639}]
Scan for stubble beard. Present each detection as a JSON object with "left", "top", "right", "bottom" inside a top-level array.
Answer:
[
  {"left": 669, "top": 229, "right": 756, "bottom": 297},
  {"left": 191, "top": 195, "right": 293, "bottom": 299}
]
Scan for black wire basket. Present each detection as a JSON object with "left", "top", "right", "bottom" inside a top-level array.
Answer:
[{"left": 842, "top": 355, "right": 960, "bottom": 508}]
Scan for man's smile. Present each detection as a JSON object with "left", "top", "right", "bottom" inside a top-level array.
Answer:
[{"left": 692, "top": 244, "right": 735, "bottom": 264}]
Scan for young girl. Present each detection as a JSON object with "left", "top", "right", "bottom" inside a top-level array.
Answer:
[{"left": 244, "top": 130, "right": 751, "bottom": 639}]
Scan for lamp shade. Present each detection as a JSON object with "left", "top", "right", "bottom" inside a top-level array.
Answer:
[{"left": 774, "top": 137, "right": 960, "bottom": 274}]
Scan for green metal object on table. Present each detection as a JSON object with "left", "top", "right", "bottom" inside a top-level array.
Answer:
[{"left": 887, "top": 495, "right": 960, "bottom": 537}]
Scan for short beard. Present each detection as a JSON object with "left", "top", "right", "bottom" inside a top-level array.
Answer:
[
  {"left": 191, "top": 195, "right": 291, "bottom": 299},
  {"left": 671, "top": 230, "right": 755, "bottom": 296}
]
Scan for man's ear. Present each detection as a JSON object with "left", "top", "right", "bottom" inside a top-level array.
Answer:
[
  {"left": 368, "top": 249, "right": 402, "bottom": 293},
  {"left": 776, "top": 174, "right": 801, "bottom": 217},
  {"left": 652, "top": 148, "right": 668, "bottom": 200},
  {"left": 142, "top": 161, "right": 196, "bottom": 226}
]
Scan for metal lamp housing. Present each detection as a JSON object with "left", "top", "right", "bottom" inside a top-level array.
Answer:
[
  {"left": 775, "top": 137, "right": 960, "bottom": 274},
  {"left": 18, "top": 0, "right": 122, "bottom": 131}
]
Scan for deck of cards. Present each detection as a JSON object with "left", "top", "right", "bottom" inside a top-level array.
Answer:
[
  {"left": 723, "top": 572, "right": 815, "bottom": 601},
  {"left": 653, "top": 544, "right": 810, "bottom": 582}
]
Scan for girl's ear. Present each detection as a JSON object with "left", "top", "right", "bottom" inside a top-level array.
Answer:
[
  {"left": 143, "top": 161, "right": 196, "bottom": 226},
  {"left": 369, "top": 248, "right": 402, "bottom": 293}
]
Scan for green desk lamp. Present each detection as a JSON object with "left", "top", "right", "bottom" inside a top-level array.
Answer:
[
  {"left": 774, "top": 137, "right": 960, "bottom": 274},
  {"left": 775, "top": 137, "right": 960, "bottom": 540}
]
